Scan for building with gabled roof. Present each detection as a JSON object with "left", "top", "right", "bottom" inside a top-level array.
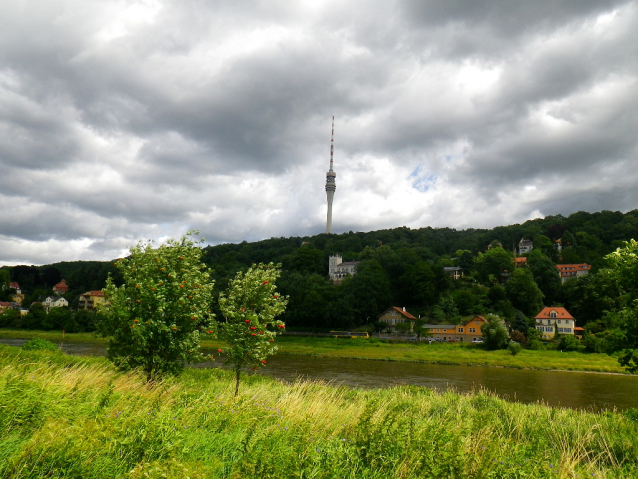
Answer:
[
  {"left": 535, "top": 307, "right": 575, "bottom": 339},
  {"left": 420, "top": 315, "right": 488, "bottom": 342},
  {"left": 53, "top": 279, "right": 69, "bottom": 294},
  {"left": 378, "top": 306, "right": 417, "bottom": 330}
]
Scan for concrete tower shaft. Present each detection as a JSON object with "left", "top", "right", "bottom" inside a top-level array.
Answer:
[{"left": 325, "top": 117, "right": 336, "bottom": 234}]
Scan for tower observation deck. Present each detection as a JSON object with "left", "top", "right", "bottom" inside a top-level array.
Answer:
[{"left": 325, "top": 116, "right": 336, "bottom": 234}]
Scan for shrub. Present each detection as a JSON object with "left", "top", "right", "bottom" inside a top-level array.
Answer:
[
  {"left": 22, "top": 338, "right": 58, "bottom": 351},
  {"left": 529, "top": 339, "right": 545, "bottom": 350},
  {"left": 508, "top": 340, "right": 522, "bottom": 356},
  {"left": 557, "top": 333, "right": 581, "bottom": 352}
]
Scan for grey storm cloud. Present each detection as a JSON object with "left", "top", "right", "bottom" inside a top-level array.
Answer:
[{"left": 1, "top": 0, "right": 638, "bottom": 266}]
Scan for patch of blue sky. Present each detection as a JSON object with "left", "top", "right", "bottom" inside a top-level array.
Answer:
[{"left": 409, "top": 165, "right": 437, "bottom": 192}]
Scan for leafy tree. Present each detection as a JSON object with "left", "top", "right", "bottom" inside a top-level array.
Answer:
[
  {"left": 41, "top": 267, "right": 62, "bottom": 289},
  {"left": 283, "top": 246, "right": 324, "bottom": 275},
  {"left": 528, "top": 252, "right": 562, "bottom": 305},
  {"left": 218, "top": 263, "right": 288, "bottom": 396},
  {"left": 23, "top": 303, "right": 46, "bottom": 329},
  {"left": 343, "top": 259, "right": 392, "bottom": 324},
  {"left": 505, "top": 269, "right": 544, "bottom": 318},
  {"left": 41, "top": 307, "right": 73, "bottom": 331},
  {"left": 556, "top": 333, "right": 581, "bottom": 352},
  {"left": 398, "top": 261, "right": 441, "bottom": 307},
  {"left": 99, "top": 233, "right": 216, "bottom": 382},
  {"left": 0, "top": 308, "right": 21, "bottom": 328},
  {"left": 475, "top": 247, "right": 514, "bottom": 283},
  {"left": 511, "top": 310, "right": 529, "bottom": 333},
  {"left": 456, "top": 250, "right": 475, "bottom": 274},
  {"left": 600, "top": 240, "right": 638, "bottom": 372},
  {"left": 562, "top": 270, "right": 620, "bottom": 325},
  {"left": 509, "top": 330, "right": 527, "bottom": 347},
  {"left": 431, "top": 296, "right": 459, "bottom": 323},
  {"left": 480, "top": 314, "right": 509, "bottom": 350},
  {"left": 371, "top": 320, "right": 388, "bottom": 334}
]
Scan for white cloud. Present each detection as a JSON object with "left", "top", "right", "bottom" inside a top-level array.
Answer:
[{"left": 1, "top": 0, "right": 638, "bottom": 266}]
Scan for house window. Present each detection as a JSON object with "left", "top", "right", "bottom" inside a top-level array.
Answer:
[
  {"left": 550, "top": 311, "right": 557, "bottom": 319},
  {"left": 469, "top": 328, "right": 476, "bottom": 333},
  {"left": 458, "top": 328, "right": 464, "bottom": 333}
]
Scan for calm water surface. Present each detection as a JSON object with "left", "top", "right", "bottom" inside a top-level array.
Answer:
[{"left": 4, "top": 339, "right": 638, "bottom": 411}]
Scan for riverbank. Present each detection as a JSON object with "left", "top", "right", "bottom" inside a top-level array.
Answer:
[
  {"left": 0, "top": 329, "right": 626, "bottom": 373},
  {"left": 1, "top": 344, "right": 636, "bottom": 478}
]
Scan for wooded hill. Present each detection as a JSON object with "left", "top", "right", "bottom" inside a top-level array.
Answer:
[{"left": 2, "top": 209, "right": 638, "bottom": 333}]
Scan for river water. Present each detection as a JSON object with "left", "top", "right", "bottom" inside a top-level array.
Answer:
[{"left": 4, "top": 339, "right": 638, "bottom": 412}]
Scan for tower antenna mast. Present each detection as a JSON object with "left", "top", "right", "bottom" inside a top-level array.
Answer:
[{"left": 325, "top": 116, "right": 336, "bottom": 234}]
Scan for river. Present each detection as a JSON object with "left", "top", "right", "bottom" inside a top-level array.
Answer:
[{"left": 4, "top": 339, "right": 638, "bottom": 412}]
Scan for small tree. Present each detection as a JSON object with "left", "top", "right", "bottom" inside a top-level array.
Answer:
[
  {"left": 99, "top": 232, "right": 216, "bottom": 382},
  {"left": 218, "top": 263, "right": 288, "bottom": 396},
  {"left": 508, "top": 340, "right": 522, "bottom": 356},
  {"left": 480, "top": 314, "right": 509, "bottom": 350}
]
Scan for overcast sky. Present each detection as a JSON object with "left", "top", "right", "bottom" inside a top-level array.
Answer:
[{"left": 2, "top": 0, "right": 638, "bottom": 266}]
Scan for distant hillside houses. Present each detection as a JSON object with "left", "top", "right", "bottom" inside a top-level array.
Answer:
[
  {"left": 518, "top": 238, "right": 534, "bottom": 254},
  {"left": 78, "top": 291, "right": 106, "bottom": 311},
  {"left": 53, "top": 279, "right": 69, "bottom": 294},
  {"left": 42, "top": 296, "right": 69, "bottom": 311},
  {"left": 556, "top": 264, "right": 591, "bottom": 283},
  {"left": 328, "top": 255, "right": 359, "bottom": 282}
]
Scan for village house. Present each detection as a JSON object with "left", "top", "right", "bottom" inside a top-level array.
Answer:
[
  {"left": 377, "top": 306, "right": 417, "bottom": 330},
  {"left": 328, "top": 255, "right": 359, "bottom": 282},
  {"left": 555, "top": 264, "right": 591, "bottom": 283},
  {"left": 518, "top": 238, "right": 533, "bottom": 254},
  {"left": 535, "top": 307, "right": 576, "bottom": 340},
  {"left": 42, "top": 296, "right": 69, "bottom": 312},
  {"left": 53, "top": 279, "right": 69, "bottom": 294},
  {"left": 420, "top": 315, "right": 488, "bottom": 342},
  {"left": 78, "top": 291, "right": 106, "bottom": 311},
  {"left": 443, "top": 266, "right": 463, "bottom": 280}
]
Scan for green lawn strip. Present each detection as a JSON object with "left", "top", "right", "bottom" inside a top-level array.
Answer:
[
  {"left": 0, "top": 345, "right": 637, "bottom": 479},
  {"left": 0, "top": 329, "right": 625, "bottom": 373}
]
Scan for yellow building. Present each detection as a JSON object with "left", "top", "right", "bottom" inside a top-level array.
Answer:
[
  {"left": 535, "top": 307, "right": 575, "bottom": 340},
  {"left": 78, "top": 291, "right": 106, "bottom": 311},
  {"left": 421, "top": 315, "right": 488, "bottom": 342}
]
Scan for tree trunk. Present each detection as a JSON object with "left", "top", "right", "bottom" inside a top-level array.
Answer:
[{"left": 234, "top": 368, "right": 241, "bottom": 397}]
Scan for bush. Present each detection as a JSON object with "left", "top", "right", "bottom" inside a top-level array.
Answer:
[
  {"left": 556, "top": 334, "right": 581, "bottom": 352},
  {"left": 22, "top": 338, "right": 58, "bottom": 351},
  {"left": 508, "top": 340, "right": 522, "bottom": 356},
  {"left": 529, "top": 339, "right": 545, "bottom": 350}
]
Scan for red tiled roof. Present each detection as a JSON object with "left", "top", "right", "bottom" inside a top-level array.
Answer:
[
  {"left": 535, "top": 307, "right": 574, "bottom": 320},
  {"left": 390, "top": 306, "right": 417, "bottom": 320},
  {"left": 83, "top": 291, "right": 104, "bottom": 297}
]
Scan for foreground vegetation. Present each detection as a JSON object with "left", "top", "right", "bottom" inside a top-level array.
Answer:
[
  {"left": 2, "top": 344, "right": 638, "bottom": 478},
  {"left": 0, "top": 329, "right": 626, "bottom": 373}
]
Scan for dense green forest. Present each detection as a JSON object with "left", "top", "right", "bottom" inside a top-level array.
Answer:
[{"left": 2, "top": 209, "right": 638, "bottom": 347}]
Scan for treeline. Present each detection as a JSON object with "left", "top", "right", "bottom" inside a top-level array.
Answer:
[{"left": 2, "top": 209, "right": 638, "bottom": 335}]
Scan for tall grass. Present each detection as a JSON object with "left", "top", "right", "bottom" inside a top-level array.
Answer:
[{"left": 1, "top": 344, "right": 637, "bottom": 478}]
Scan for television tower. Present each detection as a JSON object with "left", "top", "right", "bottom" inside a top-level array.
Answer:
[{"left": 325, "top": 116, "right": 336, "bottom": 234}]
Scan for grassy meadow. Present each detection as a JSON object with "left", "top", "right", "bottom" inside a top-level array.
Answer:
[
  {"left": 2, "top": 344, "right": 638, "bottom": 478},
  {"left": 0, "top": 329, "right": 625, "bottom": 374}
]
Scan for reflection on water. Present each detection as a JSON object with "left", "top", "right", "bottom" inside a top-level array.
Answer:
[{"left": 3, "top": 338, "right": 637, "bottom": 411}]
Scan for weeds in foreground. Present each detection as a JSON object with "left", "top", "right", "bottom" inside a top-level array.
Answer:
[{"left": 0, "top": 344, "right": 637, "bottom": 478}]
